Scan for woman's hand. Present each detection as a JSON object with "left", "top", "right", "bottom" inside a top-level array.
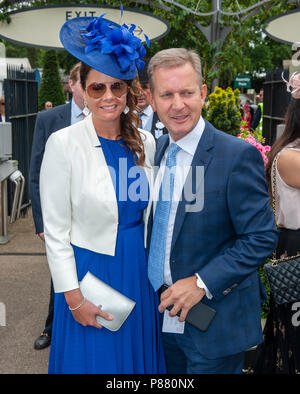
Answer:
[{"left": 64, "top": 289, "right": 114, "bottom": 329}]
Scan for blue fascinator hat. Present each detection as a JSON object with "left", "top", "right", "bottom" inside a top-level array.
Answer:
[{"left": 60, "top": 14, "right": 149, "bottom": 80}]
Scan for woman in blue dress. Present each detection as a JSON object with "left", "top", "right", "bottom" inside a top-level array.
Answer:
[{"left": 39, "top": 15, "right": 166, "bottom": 374}]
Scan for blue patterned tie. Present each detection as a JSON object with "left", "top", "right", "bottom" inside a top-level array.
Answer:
[{"left": 148, "top": 143, "right": 181, "bottom": 291}]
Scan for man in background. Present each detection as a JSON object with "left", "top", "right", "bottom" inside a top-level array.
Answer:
[
  {"left": 29, "top": 62, "right": 85, "bottom": 350},
  {"left": 251, "top": 88, "right": 263, "bottom": 136},
  {"left": 44, "top": 101, "right": 53, "bottom": 110},
  {"left": 137, "top": 59, "right": 167, "bottom": 140}
]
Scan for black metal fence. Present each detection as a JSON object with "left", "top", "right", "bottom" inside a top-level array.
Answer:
[
  {"left": 263, "top": 68, "right": 290, "bottom": 146},
  {"left": 4, "top": 65, "right": 38, "bottom": 213}
]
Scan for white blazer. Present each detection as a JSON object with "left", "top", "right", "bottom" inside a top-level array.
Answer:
[{"left": 40, "top": 114, "right": 156, "bottom": 293}]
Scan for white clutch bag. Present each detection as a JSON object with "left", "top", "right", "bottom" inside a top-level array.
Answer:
[{"left": 79, "top": 271, "right": 136, "bottom": 331}]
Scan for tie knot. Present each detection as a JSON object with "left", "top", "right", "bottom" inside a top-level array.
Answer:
[{"left": 166, "top": 143, "right": 181, "bottom": 168}]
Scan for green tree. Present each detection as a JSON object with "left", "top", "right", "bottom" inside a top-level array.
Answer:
[
  {"left": 0, "top": 0, "right": 298, "bottom": 91},
  {"left": 3, "top": 39, "right": 43, "bottom": 68},
  {"left": 38, "top": 49, "right": 65, "bottom": 110}
]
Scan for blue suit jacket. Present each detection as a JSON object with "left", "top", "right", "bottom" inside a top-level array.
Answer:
[
  {"left": 29, "top": 103, "right": 71, "bottom": 234},
  {"left": 155, "top": 120, "right": 278, "bottom": 359}
]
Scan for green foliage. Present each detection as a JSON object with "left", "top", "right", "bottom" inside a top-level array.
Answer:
[
  {"left": 205, "top": 87, "right": 241, "bottom": 136},
  {"left": 2, "top": 39, "right": 42, "bottom": 69},
  {"left": 259, "top": 259, "right": 271, "bottom": 319},
  {"left": 0, "top": 0, "right": 297, "bottom": 89},
  {"left": 38, "top": 50, "right": 65, "bottom": 111}
]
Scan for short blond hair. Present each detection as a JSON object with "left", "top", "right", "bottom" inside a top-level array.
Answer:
[{"left": 148, "top": 48, "right": 203, "bottom": 91}]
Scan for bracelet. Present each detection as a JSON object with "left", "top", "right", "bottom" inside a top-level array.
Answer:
[{"left": 68, "top": 297, "right": 86, "bottom": 311}]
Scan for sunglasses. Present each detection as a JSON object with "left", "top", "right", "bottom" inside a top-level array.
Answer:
[
  {"left": 140, "top": 83, "right": 150, "bottom": 91},
  {"left": 86, "top": 81, "right": 128, "bottom": 99}
]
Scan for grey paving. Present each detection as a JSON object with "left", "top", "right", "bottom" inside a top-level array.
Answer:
[{"left": 0, "top": 208, "right": 50, "bottom": 374}]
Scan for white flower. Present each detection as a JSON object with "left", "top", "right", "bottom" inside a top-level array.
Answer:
[
  {"left": 155, "top": 121, "right": 165, "bottom": 129},
  {"left": 154, "top": 128, "right": 163, "bottom": 139}
]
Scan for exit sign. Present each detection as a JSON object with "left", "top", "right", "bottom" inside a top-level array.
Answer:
[{"left": 234, "top": 75, "right": 252, "bottom": 89}]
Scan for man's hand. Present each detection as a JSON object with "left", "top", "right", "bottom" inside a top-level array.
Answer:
[
  {"left": 159, "top": 276, "right": 206, "bottom": 322},
  {"left": 38, "top": 232, "right": 45, "bottom": 242}
]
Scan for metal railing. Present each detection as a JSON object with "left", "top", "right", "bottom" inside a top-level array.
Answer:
[{"left": 4, "top": 65, "right": 38, "bottom": 214}]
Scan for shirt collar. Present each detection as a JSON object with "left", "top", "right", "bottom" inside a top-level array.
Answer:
[
  {"left": 168, "top": 116, "right": 205, "bottom": 156},
  {"left": 71, "top": 99, "right": 83, "bottom": 118},
  {"left": 141, "top": 104, "right": 153, "bottom": 117}
]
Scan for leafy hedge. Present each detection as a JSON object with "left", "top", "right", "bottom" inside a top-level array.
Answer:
[
  {"left": 38, "top": 50, "right": 66, "bottom": 111},
  {"left": 259, "top": 260, "right": 271, "bottom": 319},
  {"left": 203, "top": 87, "right": 241, "bottom": 136}
]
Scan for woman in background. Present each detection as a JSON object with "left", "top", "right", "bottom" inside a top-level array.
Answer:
[
  {"left": 253, "top": 73, "right": 300, "bottom": 374},
  {"left": 242, "top": 101, "right": 251, "bottom": 130}
]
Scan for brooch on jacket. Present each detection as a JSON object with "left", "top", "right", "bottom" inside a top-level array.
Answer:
[{"left": 154, "top": 120, "right": 165, "bottom": 139}]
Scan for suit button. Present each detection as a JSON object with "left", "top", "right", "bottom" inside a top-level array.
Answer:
[{"left": 223, "top": 288, "right": 231, "bottom": 295}]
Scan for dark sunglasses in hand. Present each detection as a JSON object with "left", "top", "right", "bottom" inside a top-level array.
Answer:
[{"left": 86, "top": 81, "right": 128, "bottom": 99}]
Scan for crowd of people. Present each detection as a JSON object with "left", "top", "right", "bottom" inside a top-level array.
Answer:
[
  {"left": 28, "top": 13, "right": 300, "bottom": 374},
  {"left": 239, "top": 88, "right": 264, "bottom": 136}
]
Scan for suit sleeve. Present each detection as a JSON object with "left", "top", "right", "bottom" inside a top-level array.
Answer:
[
  {"left": 29, "top": 113, "right": 47, "bottom": 234},
  {"left": 40, "top": 132, "right": 79, "bottom": 293},
  {"left": 250, "top": 106, "right": 261, "bottom": 130},
  {"left": 198, "top": 143, "right": 278, "bottom": 301}
]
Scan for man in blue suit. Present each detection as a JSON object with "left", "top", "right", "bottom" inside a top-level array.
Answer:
[
  {"left": 147, "top": 48, "right": 278, "bottom": 374},
  {"left": 29, "top": 62, "right": 84, "bottom": 350},
  {"left": 137, "top": 59, "right": 168, "bottom": 140}
]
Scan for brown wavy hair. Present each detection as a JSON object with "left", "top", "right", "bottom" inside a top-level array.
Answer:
[
  {"left": 265, "top": 97, "right": 300, "bottom": 201},
  {"left": 80, "top": 62, "right": 145, "bottom": 166}
]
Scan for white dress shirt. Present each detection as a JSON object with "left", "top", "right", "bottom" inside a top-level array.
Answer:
[
  {"left": 71, "top": 99, "right": 84, "bottom": 125},
  {"left": 139, "top": 105, "right": 154, "bottom": 132},
  {"left": 153, "top": 116, "right": 212, "bottom": 298}
]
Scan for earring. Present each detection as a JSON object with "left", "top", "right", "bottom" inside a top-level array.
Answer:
[
  {"left": 83, "top": 100, "right": 90, "bottom": 117},
  {"left": 123, "top": 105, "right": 129, "bottom": 115}
]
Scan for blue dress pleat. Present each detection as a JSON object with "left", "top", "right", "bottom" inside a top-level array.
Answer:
[{"left": 48, "top": 137, "right": 166, "bottom": 374}]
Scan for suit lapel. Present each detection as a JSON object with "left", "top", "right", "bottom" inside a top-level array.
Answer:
[
  {"left": 155, "top": 134, "right": 169, "bottom": 166},
  {"left": 58, "top": 102, "right": 72, "bottom": 129},
  {"left": 150, "top": 112, "right": 158, "bottom": 137},
  {"left": 170, "top": 121, "right": 215, "bottom": 252},
  {"left": 151, "top": 112, "right": 168, "bottom": 139},
  {"left": 83, "top": 115, "right": 118, "bottom": 214},
  {"left": 146, "top": 135, "right": 169, "bottom": 248}
]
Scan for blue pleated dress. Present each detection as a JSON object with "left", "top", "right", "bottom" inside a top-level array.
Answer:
[{"left": 48, "top": 136, "right": 166, "bottom": 374}]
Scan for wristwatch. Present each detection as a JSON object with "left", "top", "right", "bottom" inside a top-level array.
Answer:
[
  {"left": 195, "top": 273, "right": 204, "bottom": 289},
  {"left": 194, "top": 273, "right": 213, "bottom": 300}
]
